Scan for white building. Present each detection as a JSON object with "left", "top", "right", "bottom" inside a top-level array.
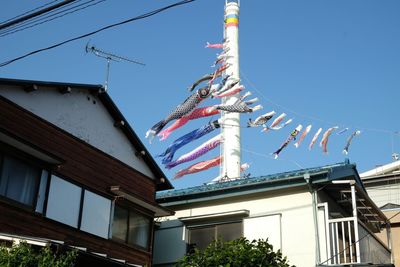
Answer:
[
  {"left": 360, "top": 160, "right": 400, "bottom": 266},
  {"left": 154, "top": 161, "right": 394, "bottom": 267}
]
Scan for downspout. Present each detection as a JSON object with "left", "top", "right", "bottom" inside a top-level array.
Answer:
[
  {"left": 386, "top": 221, "right": 394, "bottom": 265},
  {"left": 304, "top": 173, "right": 321, "bottom": 266}
]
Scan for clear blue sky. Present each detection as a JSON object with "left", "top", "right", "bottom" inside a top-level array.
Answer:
[{"left": 1, "top": 0, "right": 400, "bottom": 189}]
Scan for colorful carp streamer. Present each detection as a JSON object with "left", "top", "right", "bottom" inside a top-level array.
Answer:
[
  {"left": 320, "top": 126, "right": 339, "bottom": 154},
  {"left": 209, "top": 75, "right": 231, "bottom": 94},
  {"left": 212, "top": 101, "right": 262, "bottom": 113},
  {"left": 205, "top": 42, "right": 224, "bottom": 49},
  {"left": 248, "top": 111, "right": 276, "bottom": 128},
  {"left": 240, "top": 162, "right": 250, "bottom": 172},
  {"left": 272, "top": 125, "right": 303, "bottom": 159},
  {"left": 146, "top": 87, "right": 211, "bottom": 141},
  {"left": 343, "top": 130, "right": 361, "bottom": 155},
  {"left": 213, "top": 78, "right": 240, "bottom": 95},
  {"left": 262, "top": 113, "right": 286, "bottom": 133},
  {"left": 309, "top": 128, "right": 322, "bottom": 150},
  {"left": 212, "top": 85, "right": 244, "bottom": 98},
  {"left": 294, "top": 125, "right": 312, "bottom": 148},
  {"left": 165, "top": 134, "right": 223, "bottom": 169},
  {"left": 174, "top": 156, "right": 222, "bottom": 179},
  {"left": 270, "top": 118, "right": 293, "bottom": 130},
  {"left": 337, "top": 127, "right": 349, "bottom": 135},
  {"left": 157, "top": 120, "right": 221, "bottom": 164},
  {"left": 188, "top": 74, "right": 214, "bottom": 92},
  {"left": 212, "top": 51, "right": 232, "bottom": 67},
  {"left": 209, "top": 63, "right": 230, "bottom": 86},
  {"left": 188, "top": 64, "right": 229, "bottom": 92},
  {"left": 158, "top": 106, "right": 220, "bottom": 141}
]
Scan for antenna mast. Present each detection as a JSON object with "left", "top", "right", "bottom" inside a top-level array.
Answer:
[
  {"left": 221, "top": 0, "right": 241, "bottom": 180},
  {"left": 85, "top": 44, "right": 145, "bottom": 91}
]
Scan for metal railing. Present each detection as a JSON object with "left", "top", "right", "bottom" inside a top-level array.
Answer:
[
  {"left": 325, "top": 217, "right": 391, "bottom": 265},
  {"left": 328, "top": 217, "right": 359, "bottom": 264}
]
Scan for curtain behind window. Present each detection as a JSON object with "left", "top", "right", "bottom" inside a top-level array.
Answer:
[
  {"left": 128, "top": 212, "right": 150, "bottom": 249},
  {"left": 0, "top": 155, "right": 40, "bottom": 206}
]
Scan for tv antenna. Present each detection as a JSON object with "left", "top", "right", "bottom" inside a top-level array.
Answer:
[{"left": 85, "top": 43, "right": 145, "bottom": 91}]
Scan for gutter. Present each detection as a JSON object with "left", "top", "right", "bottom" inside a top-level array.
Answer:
[{"left": 158, "top": 170, "right": 330, "bottom": 206}]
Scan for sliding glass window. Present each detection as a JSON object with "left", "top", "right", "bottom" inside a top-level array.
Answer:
[{"left": 112, "top": 205, "right": 151, "bottom": 250}]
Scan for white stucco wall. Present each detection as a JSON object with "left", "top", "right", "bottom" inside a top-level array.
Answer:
[
  {"left": 1, "top": 86, "right": 155, "bottom": 178},
  {"left": 366, "top": 184, "right": 400, "bottom": 207},
  {"left": 157, "top": 190, "right": 316, "bottom": 267}
]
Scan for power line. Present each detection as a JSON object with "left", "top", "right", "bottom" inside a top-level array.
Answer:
[
  {"left": 0, "top": 0, "right": 60, "bottom": 25},
  {"left": 242, "top": 148, "right": 304, "bottom": 169},
  {"left": 0, "top": 0, "right": 196, "bottom": 68},
  {"left": 0, "top": 0, "right": 78, "bottom": 31},
  {"left": 241, "top": 69, "right": 397, "bottom": 135},
  {"left": 0, "top": 0, "right": 106, "bottom": 37},
  {"left": 0, "top": 0, "right": 87, "bottom": 35}
]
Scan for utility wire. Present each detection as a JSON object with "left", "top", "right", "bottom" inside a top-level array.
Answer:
[
  {"left": 0, "top": 0, "right": 196, "bottom": 68},
  {"left": 0, "top": 0, "right": 106, "bottom": 37},
  {"left": 0, "top": 0, "right": 78, "bottom": 31},
  {"left": 241, "top": 69, "right": 397, "bottom": 135},
  {"left": 242, "top": 148, "right": 304, "bottom": 169},
  {"left": 0, "top": 0, "right": 60, "bottom": 25},
  {"left": 0, "top": 0, "right": 87, "bottom": 35}
]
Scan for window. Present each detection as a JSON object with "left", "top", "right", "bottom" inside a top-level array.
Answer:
[
  {"left": 46, "top": 175, "right": 82, "bottom": 228},
  {"left": 35, "top": 170, "right": 49, "bottom": 213},
  {"left": 188, "top": 222, "right": 242, "bottom": 250},
  {"left": 0, "top": 154, "right": 41, "bottom": 206},
  {"left": 112, "top": 205, "right": 151, "bottom": 249},
  {"left": 128, "top": 212, "right": 150, "bottom": 248},
  {"left": 80, "top": 190, "right": 112, "bottom": 238}
]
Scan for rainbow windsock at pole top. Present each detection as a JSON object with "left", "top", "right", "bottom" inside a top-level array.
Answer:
[{"left": 225, "top": 13, "right": 239, "bottom": 28}]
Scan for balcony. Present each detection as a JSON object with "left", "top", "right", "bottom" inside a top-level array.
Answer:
[{"left": 317, "top": 182, "right": 393, "bottom": 266}]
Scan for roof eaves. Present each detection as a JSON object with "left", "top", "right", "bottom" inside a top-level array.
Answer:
[
  {"left": 0, "top": 77, "right": 173, "bottom": 190},
  {"left": 157, "top": 162, "right": 353, "bottom": 203},
  {"left": 98, "top": 93, "right": 173, "bottom": 191},
  {"left": 0, "top": 77, "right": 103, "bottom": 92},
  {"left": 157, "top": 170, "right": 332, "bottom": 204}
]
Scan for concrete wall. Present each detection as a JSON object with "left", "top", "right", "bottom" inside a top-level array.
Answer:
[
  {"left": 154, "top": 189, "right": 316, "bottom": 267},
  {"left": 366, "top": 184, "right": 400, "bottom": 207},
  {"left": 1, "top": 86, "right": 154, "bottom": 178}
]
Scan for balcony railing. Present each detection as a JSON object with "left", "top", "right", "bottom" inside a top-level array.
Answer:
[{"left": 320, "top": 216, "right": 391, "bottom": 265}]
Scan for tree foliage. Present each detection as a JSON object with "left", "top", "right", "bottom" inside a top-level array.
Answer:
[
  {"left": 0, "top": 241, "right": 77, "bottom": 267},
  {"left": 176, "top": 237, "right": 295, "bottom": 267}
]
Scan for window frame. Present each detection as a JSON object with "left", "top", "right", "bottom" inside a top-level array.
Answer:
[
  {"left": 0, "top": 142, "right": 49, "bottom": 211},
  {"left": 111, "top": 202, "right": 153, "bottom": 251},
  {"left": 187, "top": 219, "right": 243, "bottom": 250},
  {"left": 0, "top": 141, "right": 154, "bottom": 247}
]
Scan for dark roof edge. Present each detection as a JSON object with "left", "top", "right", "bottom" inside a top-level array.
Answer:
[
  {"left": 0, "top": 77, "right": 103, "bottom": 91},
  {"left": 99, "top": 93, "right": 173, "bottom": 190},
  {"left": 0, "top": 77, "right": 173, "bottom": 190}
]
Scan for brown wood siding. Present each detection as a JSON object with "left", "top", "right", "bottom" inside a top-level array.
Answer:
[
  {"left": 0, "top": 96, "right": 156, "bottom": 204},
  {"left": 0, "top": 202, "right": 151, "bottom": 266}
]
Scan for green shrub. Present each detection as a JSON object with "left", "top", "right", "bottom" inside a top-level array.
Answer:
[
  {"left": 0, "top": 241, "right": 77, "bottom": 267},
  {"left": 176, "top": 237, "right": 295, "bottom": 267}
]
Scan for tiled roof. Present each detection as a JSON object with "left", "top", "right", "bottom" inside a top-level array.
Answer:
[{"left": 157, "top": 161, "right": 353, "bottom": 200}]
